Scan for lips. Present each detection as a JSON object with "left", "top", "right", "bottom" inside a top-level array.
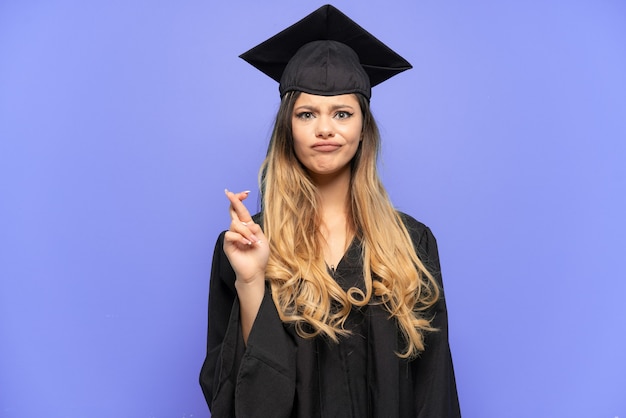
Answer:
[{"left": 312, "top": 142, "right": 341, "bottom": 152}]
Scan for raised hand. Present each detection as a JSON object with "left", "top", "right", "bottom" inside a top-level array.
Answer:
[{"left": 223, "top": 189, "right": 269, "bottom": 343}]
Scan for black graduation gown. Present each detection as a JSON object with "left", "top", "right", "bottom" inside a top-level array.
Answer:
[{"left": 200, "top": 213, "right": 460, "bottom": 418}]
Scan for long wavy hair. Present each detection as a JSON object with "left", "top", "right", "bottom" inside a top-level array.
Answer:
[{"left": 259, "top": 91, "right": 439, "bottom": 358}]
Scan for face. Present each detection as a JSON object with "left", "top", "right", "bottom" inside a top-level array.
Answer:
[{"left": 291, "top": 93, "right": 363, "bottom": 180}]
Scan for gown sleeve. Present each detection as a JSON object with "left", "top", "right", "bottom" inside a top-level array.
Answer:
[
  {"left": 410, "top": 220, "right": 461, "bottom": 417},
  {"left": 199, "top": 231, "right": 297, "bottom": 418}
]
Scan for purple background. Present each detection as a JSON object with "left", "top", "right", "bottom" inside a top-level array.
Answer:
[{"left": 1, "top": 1, "right": 625, "bottom": 417}]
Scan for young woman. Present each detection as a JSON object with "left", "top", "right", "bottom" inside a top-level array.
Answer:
[{"left": 200, "top": 5, "right": 460, "bottom": 417}]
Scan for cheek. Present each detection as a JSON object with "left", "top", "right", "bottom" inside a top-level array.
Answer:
[
  {"left": 348, "top": 126, "right": 364, "bottom": 156},
  {"left": 291, "top": 128, "right": 304, "bottom": 152},
  {"left": 290, "top": 129, "right": 309, "bottom": 164},
  {"left": 348, "top": 126, "right": 363, "bottom": 147}
]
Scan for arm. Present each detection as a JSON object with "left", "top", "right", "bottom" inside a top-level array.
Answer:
[
  {"left": 199, "top": 234, "right": 298, "bottom": 417},
  {"left": 414, "top": 225, "right": 461, "bottom": 418},
  {"left": 399, "top": 213, "right": 461, "bottom": 417},
  {"left": 200, "top": 191, "right": 297, "bottom": 417}
]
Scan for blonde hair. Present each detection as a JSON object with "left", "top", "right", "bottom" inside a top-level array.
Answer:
[{"left": 260, "top": 91, "right": 439, "bottom": 358}]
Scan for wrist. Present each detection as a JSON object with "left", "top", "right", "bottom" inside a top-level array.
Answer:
[{"left": 235, "top": 274, "right": 265, "bottom": 291}]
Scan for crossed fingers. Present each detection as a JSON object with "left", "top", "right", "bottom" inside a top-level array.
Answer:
[{"left": 225, "top": 189, "right": 261, "bottom": 246}]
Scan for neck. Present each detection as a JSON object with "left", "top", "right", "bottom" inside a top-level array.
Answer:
[{"left": 309, "top": 165, "right": 351, "bottom": 217}]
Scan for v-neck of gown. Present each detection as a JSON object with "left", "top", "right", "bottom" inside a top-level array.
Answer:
[{"left": 325, "top": 235, "right": 357, "bottom": 278}]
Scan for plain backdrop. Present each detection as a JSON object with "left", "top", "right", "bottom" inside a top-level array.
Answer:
[{"left": 1, "top": 1, "right": 625, "bottom": 417}]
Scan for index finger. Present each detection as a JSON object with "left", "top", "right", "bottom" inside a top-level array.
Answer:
[{"left": 225, "top": 189, "right": 253, "bottom": 224}]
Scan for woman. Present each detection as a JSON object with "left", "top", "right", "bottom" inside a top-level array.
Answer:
[{"left": 200, "top": 5, "right": 460, "bottom": 417}]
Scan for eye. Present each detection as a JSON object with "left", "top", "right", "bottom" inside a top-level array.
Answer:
[
  {"left": 295, "top": 111, "right": 314, "bottom": 120},
  {"left": 335, "top": 111, "right": 353, "bottom": 120}
]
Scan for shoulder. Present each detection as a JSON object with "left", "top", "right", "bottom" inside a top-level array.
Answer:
[
  {"left": 397, "top": 211, "right": 430, "bottom": 235},
  {"left": 396, "top": 211, "right": 441, "bottom": 270}
]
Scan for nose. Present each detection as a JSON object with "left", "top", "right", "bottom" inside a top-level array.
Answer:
[{"left": 315, "top": 116, "right": 334, "bottom": 138}]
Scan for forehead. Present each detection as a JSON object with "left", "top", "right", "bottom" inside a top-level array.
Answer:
[{"left": 293, "top": 92, "right": 360, "bottom": 108}]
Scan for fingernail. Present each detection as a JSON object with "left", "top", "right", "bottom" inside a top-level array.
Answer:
[
  {"left": 224, "top": 188, "right": 230, "bottom": 195},
  {"left": 243, "top": 190, "right": 251, "bottom": 194},
  {"left": 250, "top": 234, "right": 259, "bottom": 242}
]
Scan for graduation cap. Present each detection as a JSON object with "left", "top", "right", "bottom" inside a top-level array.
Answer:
[{"left": 239, "top": 4, "right": 412, "bottom": 99}]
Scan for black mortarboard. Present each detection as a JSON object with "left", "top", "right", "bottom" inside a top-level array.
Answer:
[{"left": 239, "top": 4, "right": 412, "bottom": 99}]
